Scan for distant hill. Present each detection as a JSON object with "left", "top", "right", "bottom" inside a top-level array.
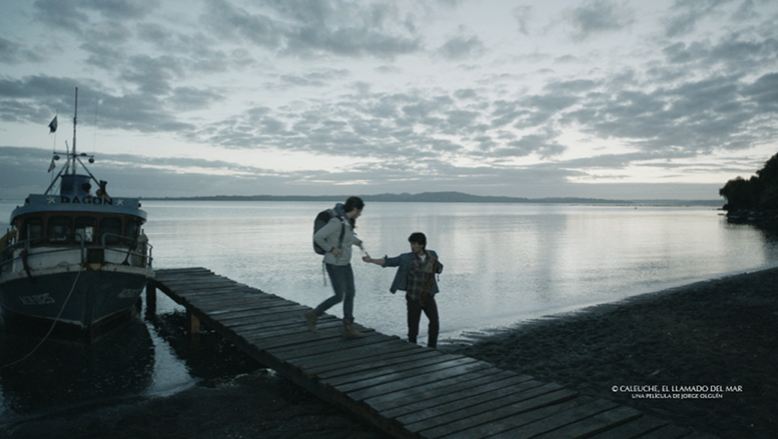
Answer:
[{"left": 144, "top": 191, "right": 721, "bottom": 206}]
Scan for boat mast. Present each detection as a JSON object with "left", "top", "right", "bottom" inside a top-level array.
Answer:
[{"left": 72, "top": 87, "right": 78, "bottom": 175}]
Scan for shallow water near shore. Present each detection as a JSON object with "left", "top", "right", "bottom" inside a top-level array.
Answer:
[{"left": 1, "top": 200, "right": 777, "bottom": 424}]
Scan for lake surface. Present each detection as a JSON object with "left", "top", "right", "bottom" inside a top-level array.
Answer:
[
  {"left": 142, "top": 201, "right": 778, "bottom": 336},
  {"left": 1, "top": 200, "right": 777, "bottom": 420}
]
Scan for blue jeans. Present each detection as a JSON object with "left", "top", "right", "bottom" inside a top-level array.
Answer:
[{"left": 315, "top": 263, "right": 355, "bottom": 324}]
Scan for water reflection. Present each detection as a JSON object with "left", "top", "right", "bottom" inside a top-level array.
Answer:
[{"left": 0, "top": 316, "right": 154, "bottom": 417}]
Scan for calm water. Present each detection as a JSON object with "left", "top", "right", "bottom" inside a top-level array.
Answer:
[
  {"left": 1, "top": 200, "right": 777, "bottom": 420},
  {"left": 142, "top": 201, "right": 778, "bottom": 335}
]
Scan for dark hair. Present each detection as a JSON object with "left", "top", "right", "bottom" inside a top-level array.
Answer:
[
  {"left": 343, "top": 196, "right": 364, "bottom": 228},
  {"left": 344, "top": 196, "right": 364, "bottom": 213},
  {"left": 408, "top": 232, "right": 427, "bottom": 248}
]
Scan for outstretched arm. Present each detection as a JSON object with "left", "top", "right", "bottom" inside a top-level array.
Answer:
[
  {"left": 362, "top": 256, "right": 385, "bottom": 266},
  {"left": 363, "top": 254, "right": 402, "bottom": 267}
]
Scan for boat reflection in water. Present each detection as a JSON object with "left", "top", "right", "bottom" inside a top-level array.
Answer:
[{"left": 0, "top": 314, "right": 154, "bottom": 417}]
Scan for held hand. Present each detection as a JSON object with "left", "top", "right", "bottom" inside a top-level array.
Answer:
[
  {"left": 362, "top": 256, "right": 371, "bottom": 263},
  {"left": 331, "top": 248, "right": 343, "bottom": 257}
]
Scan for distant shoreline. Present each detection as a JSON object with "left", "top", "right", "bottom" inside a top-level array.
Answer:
[{"left": 139, "top": 192, "right": 723, "bottom": 207}]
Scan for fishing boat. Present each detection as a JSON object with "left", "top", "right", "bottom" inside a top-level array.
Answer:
[{"left": 0, "top": 88, "right": 153, "bottom": 332}]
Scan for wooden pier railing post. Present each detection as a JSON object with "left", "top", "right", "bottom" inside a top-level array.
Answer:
[
  {"left": 187, "top": 309, "right": 201, "bottom": 335},
  {"left": 145, "top": 282, "right": 156, "bottom": 316}
]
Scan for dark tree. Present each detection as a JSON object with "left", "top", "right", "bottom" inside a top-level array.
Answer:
[{"left": 720, "top": 153, "right": 778, "bottom": 212}]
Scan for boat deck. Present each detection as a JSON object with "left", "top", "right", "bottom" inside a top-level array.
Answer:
[{"left": 149, "top": 267, "right": 713, "bottom": 439}]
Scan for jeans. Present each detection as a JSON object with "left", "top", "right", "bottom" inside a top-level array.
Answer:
[
  {"left": 315, "top": 263, "right": 355, "bottom": 324},
  {"left": 406, "top": 293, "right": 439, "bottom": 348}
]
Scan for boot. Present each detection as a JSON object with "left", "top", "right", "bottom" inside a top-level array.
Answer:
[
  {"left": 304, "top": 310, "right": 318, "bottom": 331},
  {"left": 343, "top": 322, "right": 365, "bottom": 338}
]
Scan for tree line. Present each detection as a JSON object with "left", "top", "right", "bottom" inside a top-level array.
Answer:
[{"left": 720, "top": 153, "right": 778, "bottom": 212}]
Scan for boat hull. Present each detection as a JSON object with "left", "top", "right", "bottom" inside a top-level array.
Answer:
[{"left": 0, "top": 267, "right": 150, "bottom": 329}]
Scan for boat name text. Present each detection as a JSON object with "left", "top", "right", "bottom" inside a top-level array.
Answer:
[
  {"left": 47, "top": 196, "right": 124, "bottom": 206},
  {"left": 19, "top": 293, "right": 56, "bottom": 305}
]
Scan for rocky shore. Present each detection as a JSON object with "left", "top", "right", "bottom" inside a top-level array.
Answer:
[
  {"left": 441, "top": 267, "right": 778, "bottom": 438},
  {"left": 4, "top": 268, "right": 778, "bottom": 438}
]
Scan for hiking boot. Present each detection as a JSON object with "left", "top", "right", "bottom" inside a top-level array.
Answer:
[
  {"left": 304, "top": 310, "right": 318, "bottom": 331},
  {"left": 343, "top": 322, "right": 365, "bottom": 338}
]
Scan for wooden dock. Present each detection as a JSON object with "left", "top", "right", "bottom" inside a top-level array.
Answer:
[{"left": 148, "top": 267, "right": 711, "bottom": 439}]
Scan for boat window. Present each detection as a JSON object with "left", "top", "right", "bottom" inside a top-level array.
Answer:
[
  {"left": 100, "top": 217, "right": 122, "bottom": 245},
  {"left": 75, "top": 217, "right": 96, "bottom": 243},
  {"left": 126, "top": 219, "right": 140, "bottom": 239},
  {"left": 48, "top": 216, "right": 72, "bottom": 242},
  {"left": 22, "top": 217, "right": 44, "bottom": 243}
]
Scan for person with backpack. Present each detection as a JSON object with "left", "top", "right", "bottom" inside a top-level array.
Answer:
[
  {"left": 306, "top": 196, "right": 366, "bottom": 338},
  {"left": 362, "top": 232, "right": 443, "bottom": 348}
]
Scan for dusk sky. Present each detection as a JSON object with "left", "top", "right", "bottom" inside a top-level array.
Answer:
[{"left": 1, "top": 0, "right": 776, "bottom": 199}]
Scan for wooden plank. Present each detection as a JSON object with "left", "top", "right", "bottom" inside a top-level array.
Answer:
[
  {"left": 251, "top": 326, "right": 380, "bottom": 351},
  {"left": 222, "top": 314, "right": 314, "bottom": 335},
  {"left": 395, "top": 377, "right": 549, "bottom": 425},
  {"left": 322, "top": 353, "right": 464, "bottom": 386},
  {"left": 236, "top": 318, "right": 343, "bottom": 340},
  {"left": 407, "top": 382, "right": 571, "bottom": 434},
  {"left": 186, "top": 293, "right": 271, "bottom": 308},
  {"left": 207, "top": 301, "right": 292, "bottom": 316},
  {"left": 587, "top": 414, "right": 670, "bottom": 438},
  {"left": 179, "top": 287, "right": 261, "bottom": 303},
  {"left": 156, "top": 273, "right": 227, "bottom": 283},
  {"left": 156, "top": 280, "right": 230, "bottom": 296},
  {"left": 176, "top": 287, "right": 259, "bottom": 302},
  {"left": 425, "top": 393, "right": 583, "bottom": 439},
  {"left": 154, "top": 273, "right": 214, "bottom": 289},
  {"left": 478, "top": 398, "right": 622, "bottom": 439},
  {"left": 221, "top": 307, "right": 311, "bottom": 327},
  {"left": 334, "top": 357, "right": 478, "bottom": 393},
  {"left": 160, "top": 277, "right": 236, "bottom": 289},
  {"left": 194, "top": 299, "right": 297, "bottom": 317},
  {"left": 347, "top": 361, "right": 493, "bottom": 402},
  {"left": 222, "top": 315, "right": 336, "bottom": 337},
  {"left": 154, "top": 274, "right": 211, "bottom": 282},
  {"left": 233, "top": 316, "right": 340, "bottom": 339},
  {"left": 379, "top": 370, "right": 524, "bottom": 418},
  {"left": 534, "top": 405, "right": 643, "bottom": 438},
  {"left": 215, "top": 304, "right": 307, "bottom": 324},
  {"left": 638, "top": 424, "right": 694, "bottom": 439},
  {"left": 316, "top": 349, "right": 444, "bottom": 380},
  {"left": 153, "top": 271, "right": 214, "bottom": 282},
  {"left": 160, "top": 283, "right": 240, "bottom": 300},
  {"left": 155, "top": 266, "right": 211, "bottom": 274},
  {"left": 270, "top": 334, "right": 397, "bottom": 362},
  {"left": 290, "top": 339, "right": 422, "bottom": 369},
  {"left": 205, "top": 296, "right": 296, "bottom": 311},
  {"left": 363, "top": 367, "right": 509, "bottom": 413}
]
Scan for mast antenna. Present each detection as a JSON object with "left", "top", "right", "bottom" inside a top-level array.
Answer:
[{"left": 72, "top": 87, "right": 78, "bottom": 175}]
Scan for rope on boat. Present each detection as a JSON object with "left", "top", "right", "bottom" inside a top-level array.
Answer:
[{"left": 1, "top": 268, "right": 83, "bottom": 369}]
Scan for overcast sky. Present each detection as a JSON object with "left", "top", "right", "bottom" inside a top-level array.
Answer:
[{"left": 1, "top": 0, "right": 776, "bottom": 199}]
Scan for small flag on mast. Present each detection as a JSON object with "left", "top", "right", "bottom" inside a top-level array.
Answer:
[
  {"left": 48, "top": 115, "right": 58, "bottom": 133},
  {"left": 48, "top": 157, "right": 56, "bottom": 173}
]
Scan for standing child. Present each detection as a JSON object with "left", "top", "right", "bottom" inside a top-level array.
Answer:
[{"left": 363, "top": 232, "right": 443, "bottom": 348}]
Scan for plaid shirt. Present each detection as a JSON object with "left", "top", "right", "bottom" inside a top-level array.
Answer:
[{"left": 406, "top": 252, "right": 437, "bottom": 302}]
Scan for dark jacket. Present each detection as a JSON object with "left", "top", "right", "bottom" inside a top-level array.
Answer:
[{"left": 382, "top": 250, "right": 443, "bottom": 294}]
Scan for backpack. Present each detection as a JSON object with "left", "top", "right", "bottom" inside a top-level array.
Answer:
[{"left": 313, "top": 209, "right": 345, "bottom": 255}]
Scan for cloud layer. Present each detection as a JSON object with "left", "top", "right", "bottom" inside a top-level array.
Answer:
[{"left": 0, "top": 0, "right": 776, "bottom": 199}]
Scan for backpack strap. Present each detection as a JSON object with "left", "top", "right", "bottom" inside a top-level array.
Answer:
[{"left": 337, "top": 218, "right": 346, "bottom": 249}]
